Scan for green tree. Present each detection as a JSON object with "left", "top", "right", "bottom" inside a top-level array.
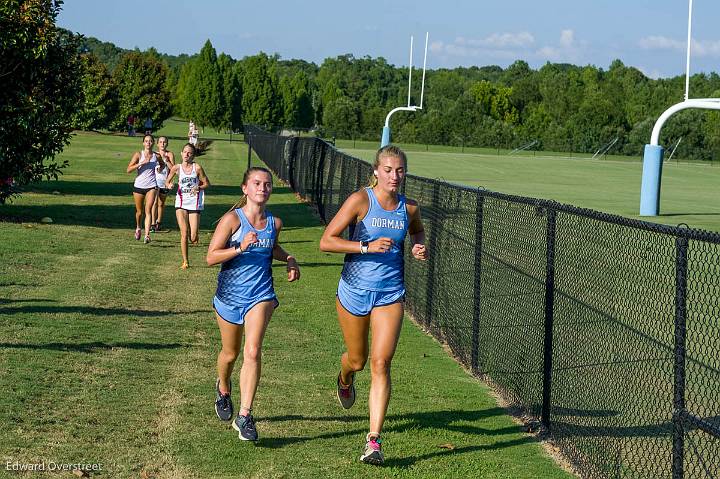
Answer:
[
  {"left": 0, "top": 0, "right": 83, "bottom": 203},
  {"left": 218, "top": 53, "right": 242, "bottom": 131},
  {"left": 173, "top": 61, "right": 192, "bottom": 118},
  {"left": 240, "top": 53, "right": 281, "bottom": 127},
  {"left": 182, "top": 40, "right": 223, "bottom": 129},
  {"left": 73, "top": 53, "right": 118, "bottom": 130},
  {"left": 322, "top": 96, "right": 358, "bottom": 137},
  {"left": 279, "top": 71, "right": 314, "bottom": 129},
  {"left": 112, "top": 51, "right": 172, "bottom": 131}
]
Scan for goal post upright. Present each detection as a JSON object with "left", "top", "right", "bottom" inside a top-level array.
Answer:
[
  {"left": 638, "top": 0, "right": 720, "bottom": 215},
  {"left": 381, "top": 32, "right": 429, "bottom": 148}
]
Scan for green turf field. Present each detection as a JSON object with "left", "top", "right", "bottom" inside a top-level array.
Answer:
[
  {"left": 338, "top": 142, "right": 720, "bottom": 233},
  {"left": 0, "top": 131, "right": 573, "bottom": 478}
]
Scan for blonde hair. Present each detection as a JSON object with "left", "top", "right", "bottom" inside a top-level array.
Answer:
[{"left": 368, "top": 145, "right": 408, "bottom": 187}]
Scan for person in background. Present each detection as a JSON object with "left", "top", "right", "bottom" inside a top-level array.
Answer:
[
  {"left": 151, "top": 136, "right": 175, "bottom": 232},
  {"left": 127, "top": 114, "right": 135, "bottom": 137},
  {"left": 144, "top": 116, "right": 153, "bottom": 135},
  {"left": 126, "top": 134, "right": 159, "bottom": 243}
]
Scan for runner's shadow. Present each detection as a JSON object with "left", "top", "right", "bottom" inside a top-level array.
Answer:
[
  {"left": 256, "top": 408, "right": 521, "bottom": 456},
  {"left": 0, "top": 305, "right": 211, "bottom": 317},
  {"left": 383, "top": 436, "right": 536, "bottom": 468},
  {"left": 0, "top": 341, "right": 185, "bottom": 353},
  {"left": 0, "top": 298, "right": 57, "bottom": 305}
]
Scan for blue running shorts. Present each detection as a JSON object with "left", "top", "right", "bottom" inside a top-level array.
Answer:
[
  {"left": 213, "top": 294, "right": 278, "bottom": 325},
  {"left": 336, "top": 278, "right": 405, "bottom": 317}
]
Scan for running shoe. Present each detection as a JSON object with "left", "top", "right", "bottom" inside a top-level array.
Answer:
[
  {"left": 134, "top": 228, "right": 141, "bottom": 240},
  {"left": 232, "top": 414, "right": 258, "bottom": 441},
  {"left": 360, "top": 434, "right": 384, "bottom": 465},
  {"left": 336, "top": 371, "right": 356, "bottom": 409},
  {"left": 214, "top": 378, "right": 233, "bottom": 421},
  {"left": 149, "top": 224, "right": 155, "bottom": 232},
  {"left": 181, "top": 262, "right": 189, "bottom": 270},
  {"left": 143, "top": 235, "right": 151, "bottom": 244}
]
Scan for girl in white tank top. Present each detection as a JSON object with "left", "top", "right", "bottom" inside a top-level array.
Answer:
[
  {"left": 175, "top": 162, "right": 205, "bottom": 211},
  {"left": 164, "top": 143, "right": 210, "bottom": 269},
  {"left": 134, "top": 150, "right": 157, "bottom": 189},
  {"left": 151, "top": 136, "right": 175, "bottom": 232},
  {"left": 126, "top": 134, "right": 160, "bottom": 244}
]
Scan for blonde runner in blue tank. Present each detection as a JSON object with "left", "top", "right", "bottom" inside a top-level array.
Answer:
[
  {"left": 206, "top": 167, "right": 301, "bottom": 441},
  {"left": 319, "top": 145, "right": 428, "bottom": 465}
]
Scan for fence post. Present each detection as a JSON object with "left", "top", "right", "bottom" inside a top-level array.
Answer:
[
  {"left": 247, "top": 134, "right": 252, "bottom": 171},
  {"left": 672, "top": 236, "right": 688, "bottom": 479},
  {"left": 541, "top": 208, "right": 557, "bottom": 429},
  {"left": 424, "top": 181, "right": 441, "bottom": 328},
  {"left": 315, "top": 144, "right": 326, "bottom": 222},
  {"left": 471, "top": 191, "right": 484, "bottom": 374},
  {"left": 355, "top": 160, "right": 363, "bottom": 191}
]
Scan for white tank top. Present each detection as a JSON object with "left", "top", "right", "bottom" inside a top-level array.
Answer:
[
  {"left": 174, "top": 163, "right": 204, "bottom": 211},
  {"left": 155, "top": 152, "right": 170, "bottom": 188},
  {"left": 133, "top": 151, "right": 157, "bottom": 189}
]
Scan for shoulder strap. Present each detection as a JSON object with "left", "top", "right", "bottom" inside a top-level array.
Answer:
[
  {"left": 364, "top": 187, "right": 376, "bottom": 214},
  {"left": 235, "top": 208, "right": 246, "bottom": 225}
]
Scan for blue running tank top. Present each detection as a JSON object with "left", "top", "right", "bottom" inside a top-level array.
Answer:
[
  {"left": 340, "top": 188, "right": 408, "bottom": 291},
  {"left": 216, "top": 208, "right": 276, "bottom": 304}
]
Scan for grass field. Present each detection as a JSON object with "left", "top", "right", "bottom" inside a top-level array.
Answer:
[
  {"left": 138, "top": 120, "right": 720, "bottom": 233},
  {"left": 338, "top": 142, "right": 720, "bottom": 233},
  {"left": 0, "top": 131, "right": 573, "bottom": 478}
]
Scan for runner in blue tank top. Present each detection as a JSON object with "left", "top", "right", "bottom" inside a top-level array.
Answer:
[
  {"left": 320, "top": 145, "right": 428, "bottom": 465},
  {"left": 206, "top": 167, "right": 300, "bottom": 442}
]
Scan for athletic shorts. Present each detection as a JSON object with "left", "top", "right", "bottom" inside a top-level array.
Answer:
[
  {"left": 133, "top": 186, "right": 157, "bottom": 195},
  {"left": 157, "top": 187, "right": 171, "bottom": 195},
  {"left": 213, "top": 294, "right": 278, "bottom": 325},
  {"left": 336, "top": 278, "right": 405, "bottom": 317},
  {"left": 175, "top": 207, "right": 202, "bottom": 213}
]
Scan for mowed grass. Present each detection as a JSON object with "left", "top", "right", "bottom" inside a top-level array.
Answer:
[
  {"left": 0, "top": 131, "right": 573, "bottom": 478},
  {"left": 340, "top": 143, "right": 720, "bottom": 233}
]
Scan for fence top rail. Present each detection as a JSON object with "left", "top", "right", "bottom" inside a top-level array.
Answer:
[{"left": 245, "top": 125, "right": 720, "bottom": 245}]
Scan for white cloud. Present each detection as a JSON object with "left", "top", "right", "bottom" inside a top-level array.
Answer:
[
  {"left": 639, "top": 35, "right": 685, "bottom": 51},
  {"left": 428, "top": 32, "right": 534, "bottom": 60},
  {"left": 431, "top": 29, "right": 586, "bottom": 63},
  {"left": 537, "top": 46, "right": 561, "bottom": 60},
  {"left": 456, "top": 32, "right": 535, "bottom": 48},
  {"left": 639, "top": 36, "right": 720, "bottom": 57},
  {"left": 559, "top": 29, "right": 574, "bottom": 48},
  {"left": 535, "top": 29, "right": 582, "bottom": 62}
]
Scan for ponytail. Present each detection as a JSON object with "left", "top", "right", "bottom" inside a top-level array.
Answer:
[{"left": 231, "top": 194, "right": 248, "bottom": 210}]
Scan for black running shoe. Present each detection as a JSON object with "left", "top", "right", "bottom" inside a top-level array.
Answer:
[
  {"left": 337, "top": 371, "right": 356, "bottom": 409},
  {"left": 214, "top": 378, "right": 233, "bottom": 421},
  {"left": 232, "top": 414, "right": 258, "bottom": 441}
]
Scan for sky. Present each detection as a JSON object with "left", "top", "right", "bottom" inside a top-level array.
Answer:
[{"left": 58, "top": 0, "right": 720, "bottom": 80}]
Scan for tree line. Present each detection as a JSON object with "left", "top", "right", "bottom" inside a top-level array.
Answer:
[
  {"left": 4, "top": 0, "right": 720, "bottom": 204},
  {"left": 77, "top": 36, "right": 720, "bottom": 161}
]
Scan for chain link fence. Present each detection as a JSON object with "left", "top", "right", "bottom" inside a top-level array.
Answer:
[{"left": 245, "top": 126, "right": 719, "bottom": 479}]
